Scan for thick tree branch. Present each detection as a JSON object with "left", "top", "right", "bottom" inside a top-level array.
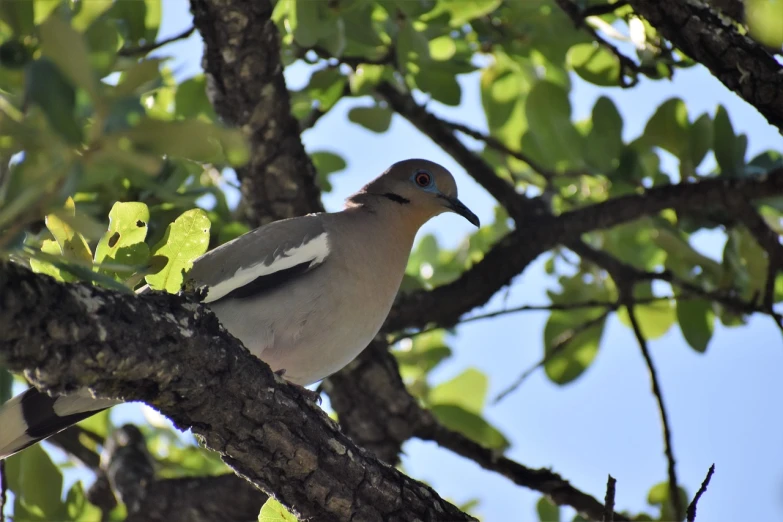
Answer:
[
  {"left": 627, "top": 0, "right": 783, "bottom": 132},
  {"left": 189, "top": 0, "right": 324, "bottom": 227},
  {"left": 0, "top": 262, "right": 473, "bottom": 522}
]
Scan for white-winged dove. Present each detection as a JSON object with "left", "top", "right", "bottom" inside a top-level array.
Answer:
[{"left": 0, "top": 159, "right": 479, "bottom": 459}]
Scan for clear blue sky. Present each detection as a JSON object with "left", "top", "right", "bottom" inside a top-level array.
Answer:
[{"left": 58, "top": 3, "right": 783, "bottom": 521}]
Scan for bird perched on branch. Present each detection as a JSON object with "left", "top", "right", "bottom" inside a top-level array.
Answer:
[{"left": 0, "top": 158, "right": 479, "bottom": 459}]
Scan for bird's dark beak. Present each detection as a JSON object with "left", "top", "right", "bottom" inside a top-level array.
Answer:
[{"left": 443, "top": 196, "right": 480, "bottom": 227}]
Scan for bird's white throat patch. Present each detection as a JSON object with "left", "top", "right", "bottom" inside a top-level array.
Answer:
[{"left": 203, "top": 232, "right": 330, "bottom": 303}]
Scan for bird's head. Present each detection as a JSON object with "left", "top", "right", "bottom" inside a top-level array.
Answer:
[{"left": 353, "top": 159, "right": 480, "bottom": 228}]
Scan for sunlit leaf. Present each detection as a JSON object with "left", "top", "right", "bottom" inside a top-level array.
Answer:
[
  {"left": 259, "top": 498, "right": 299, "bottom": 522},
  {"left": 431, "top": 404, "right": 509, "bottom": 450},
  {"left": 567, "top": 43, "right": 620, "bottom": 86},
  {"left": 429, "top": 368, "right": 488, "bottom": 414},
  {"left": 145, "top": 208, "right": 211, "bottom": 293}
]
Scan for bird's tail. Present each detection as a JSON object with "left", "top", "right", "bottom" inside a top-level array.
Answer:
[{"left": 0, "top": 387, "right": 120, "bottom": 460}]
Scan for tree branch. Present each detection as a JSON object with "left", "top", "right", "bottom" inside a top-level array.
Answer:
[
  {"left": 686, "top": 464, "right": 715, "bottom": 522},
  {"left": 627, "top": 0, "right": 783, "bottom": 132},
  {"left": 387, "top": 167, "right": 783, "bottom": 331},
  {"left": 0, "top": 261, "right": 473, "bottom": 522},
  {"left": 189, "top": 0, "right": 324, "bottom": 227},
  {"left": 624, "top": 297, "right": 682, "bottom": 522},
  {"left": 118, "top": 26, "right": 195, "bottom": 57}
]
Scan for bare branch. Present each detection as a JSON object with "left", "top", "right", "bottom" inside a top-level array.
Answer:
[
  {"left": 415, "top": 416, "right": 631, "bottom": 522},
  {"left": 118, "top": 26, "right": 195, "bottom": 57},
  {"left": 603, "top": 475, "right": 617, "bottom": 522},
  {"left": 625, "top": 298, "right": 682, "bottom": 522},
  {"left": 441, "top": 119, "right": 585, "bottom": 181},
  {"left": 493, "top": 309, "right": 611, "bottom": 403},
  {"left": 687, "top": 464, "right": 716, "bottom": 522}
]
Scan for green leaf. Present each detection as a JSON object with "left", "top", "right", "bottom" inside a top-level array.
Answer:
[
  {"left": 647, "top": 481, "right": 688, "bottom": 522},
  {"left": 115, "top": 58, "right": 164, "bottom": 97},
  {"left": 676, "top": 299, "right": 714, "bottom": 353},
  {"left": 349, "top": 64, "right": 387, "bottom": 96},
  {"left": 30, "top": 239, "right": 71, "bottom": 282},
  {"left": 310, "top": 151, "right": 346, "bottom": 192},
  {"left": 46, "top": 197, "right": 93, "bottom": 263},
  {"left": 584, "top": 96, "right": 623, "bottom": 172},
  {"left": 72, "top": 0, "right": 114, "bottom": 31},
  {"left": 24, "top": 58, "right": 83, "bottom": 144},
  {"left": 119, "top": 117, "right": 250, "bottom": 166},
  {"left": 145, "top": 208, "right": 211, "bottom": 293},
  {"left": 746, "top": 0, "right": 783, "bottom": 48},
  {"left": 544, "top": 309, "right": 606, "bottom": 385},
  {"left": 66, "top": 481, "right": 103, "bottom": 521},
  {"left": 39, "top": 14, "right": 100, "bottom": 100},
  {"left": 640, "top": 98, "right": 689, "bottom": 159},
  {"left": 94, "top": 202, "right": 151, "bottom": 280},
  {"left": 396, "top": 21, "right": 430, "bottom": 75},
  {"left": 431, "top": 404, "right": 509, "bottom": 450},
  {"left": 347, "top": 106, "right": 392, "bottom": 133},
  {"left": 434, "top": 0, "right": 502, "bottom": 25},
  {"left": 429, "top": 35, "right": 456, "bottom": 60},
  {"left": 688, "top": 113, "right": 712, "bottom": 169},
  {"left": 259, "top": 498, "right": 299, "bottom": 522},
  {"left": 523, "top": 80, "right": 584, "bottom": 169},
  {"left": 724, "top": 226, "right": 769, "bottom": 301},
  {"left": 537, "top": 496, "right": 560, "bottom": 522},
  {"left": 175, "top": 74, "right": 216, "bottom": 120},
  {"left": 429, "top": 368, "right": 488, "bottom": 414},
  {"left": 416, "top": 65, "right": 462, "bottom": 106},
  {"left": 713, "top": 105, "right": 746, "bottom": 175},
  {"left": 305, "top": 67, "right": 347, "bottom": 112},
  {"left": 480, "top": 54, "right": 530, "bottom": 147},
  {"left": 0, "top": 0, "right": 33, "bottom": 35},
  {"left": 143, "top": 0, "right": 162, "bottom": 42},
  {"left": 33, "top": 0, "right": 61, "bottom": 25},
  {"left": 617, "top": 284, "right": 676, "bottom": 340},
  {"left": 567, "top": 43, "right": 620, "bottom": 86},
  {"left": 6, "top": 444, "right": 66, "bottom": 520}
]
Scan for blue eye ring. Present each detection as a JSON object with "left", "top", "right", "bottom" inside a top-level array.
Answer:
[{"left": 413, "top": 170, "right": 433, "bottom": 188}]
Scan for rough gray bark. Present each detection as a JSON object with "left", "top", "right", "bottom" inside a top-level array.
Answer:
[
  {"left": 188, "top": 0, "right": 324, "bottom": 227},
  {"left": 0, "top": 262, "right": 473, "bottom": 522},
  {"left": 628, "top": 0, "right": 783, "bottom": 132}
]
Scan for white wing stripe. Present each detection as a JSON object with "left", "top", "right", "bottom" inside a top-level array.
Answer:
[{"left": 203, "top": 232, "right": 330, "bottom": 303}]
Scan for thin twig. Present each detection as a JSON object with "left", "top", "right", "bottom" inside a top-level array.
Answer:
[
  {"left": 442, "top": 119, "right": 586, "bottom": 181},
  {"left": 603, "top": 475, "right": 616, "bottom": 522},
  {"left": 626, "top": 298, "right": 683, "bottom": 522},
  {"left": 686, "top": 464, "right": 715, "bottom": 522},
  {"left": 493, "top": 309, "right": 611, "bottom": 403},
  {"left": 118, "top": 26, "right": 196, "bottom": 57}
]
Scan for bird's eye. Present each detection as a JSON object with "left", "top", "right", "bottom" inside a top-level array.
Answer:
[{"left": 414, "top": 170, "right": 432, "bottom": 187}]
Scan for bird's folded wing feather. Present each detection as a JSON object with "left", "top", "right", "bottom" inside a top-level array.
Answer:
[{"left": 186, "top": 215, "right": 330, "bottom": 303}]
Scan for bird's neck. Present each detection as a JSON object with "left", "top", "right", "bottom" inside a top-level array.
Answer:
[{"left": 345, "top": 192, "right": 430, "bottom": 240}]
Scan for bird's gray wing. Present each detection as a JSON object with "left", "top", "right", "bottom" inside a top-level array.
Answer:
[{"left": 185, "top": 214, "right": 329, "bottom": 304}]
